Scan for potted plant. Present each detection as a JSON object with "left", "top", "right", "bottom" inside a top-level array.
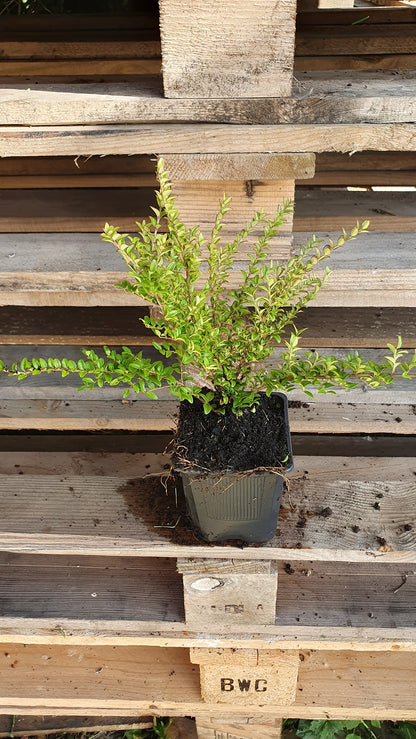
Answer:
[{"left": 1, "top": 159, "right": 415, "bottom": 543}]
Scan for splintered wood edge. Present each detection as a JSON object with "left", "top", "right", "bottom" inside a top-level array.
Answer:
[
  {"left": 0, "top": 618, "right": 415, "bottom": 650},
  {"left": 0, "top": 533, "right": 415, "bottom": 563}
]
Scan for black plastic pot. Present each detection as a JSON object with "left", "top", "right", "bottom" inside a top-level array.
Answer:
[{"left": 175, "top": 392, "right": 293, "bottom": 543}]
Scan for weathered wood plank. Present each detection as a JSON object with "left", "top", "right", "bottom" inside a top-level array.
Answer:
[
  {"left": 0, "top": 553, "right": 184, "bottom": 622},
  {"left": 0, "top": 397, "right": 413, "bottom": 432},
  {"left": 0, "top": 70, "right": 416, "bottom": 127},
  {"left": 1, "top": 306, "right": 414, "bottom": 348},
  {"left": 1, "top": 123, "right": 415, "bottom": 157},
  {"left": 1, "top": 73, "right": 416, "bottom": 126},
  {"left": 0, "top": 155, "right": 154, "bottom": 177},
  {"left": 0, "top": 183, "right": 294, "bottom": 235},
  {"left": 0, "top": 716, "right": 155, "bottom": 738},
  {"left": 297, "top": 7, "right": 416, "bottom": 24},
  {"left": 0, "top": 644, "right": 415, "bottom": 719},
  {"left": 0, "top": 13, "right": 159, "bottom": 32},
  {"left": 297, "top": 24, "right": 416, "bottom": 56},
  {"left": 0, "top": 456, "right": 414, "bottom": 562},
  {"left": 0, "top": 188, "right": 414, "bottom": 234},
  {"left": 0, "top": 60, "right": 161, "bottom": 76},
  {"left": 0, "top": 230, "right": 414, "bottom": 307},
  {"left": 295, "top": 190, "right": 416, "bottom": 232},
  {"left": 159, "top": 0, "right": 296, "bottom": 98},
  {"left": 0, "top": 39, "right": 160, "bottom": 61},
  {"left": 295, "top": 55, "right": 416, "bottom": 72},
  {"left": 0, "top": 154, "right": 314, "bottom": 189},
  {"left": 179, "top": 559, "right": 278, "bottom": 628}
]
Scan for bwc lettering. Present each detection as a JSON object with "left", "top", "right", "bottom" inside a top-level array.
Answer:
[{"left": 220, "top": 677, "right": 267, "bottom": 692}]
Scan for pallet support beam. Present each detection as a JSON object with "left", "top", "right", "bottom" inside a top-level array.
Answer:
[{"left": 195, "top": 715, "right": 283, "bottom": 738}]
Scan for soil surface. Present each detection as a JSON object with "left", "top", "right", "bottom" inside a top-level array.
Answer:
[{"left": 172, "top": 393, "right": 291, "bottom": 473}]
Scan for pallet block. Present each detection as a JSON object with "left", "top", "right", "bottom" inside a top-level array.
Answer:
[
  {"left": 191, "top": 648, "right": 300, "bottom": 706},
  {"left": 195, "top": 716, "right": 282, "bottom": 739},
  {"left": 159, "top": 0, "right": 297, "bottom": 98},
  {"left": 177, "top": 559, "right": 278, "bottom": 628}
]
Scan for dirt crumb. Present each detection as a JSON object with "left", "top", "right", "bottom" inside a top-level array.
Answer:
[{"left": 319, "top": 507, "right": 332, "bottom": 518}]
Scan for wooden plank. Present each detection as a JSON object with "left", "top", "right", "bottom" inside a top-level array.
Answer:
[
  {"left": 0, "top": 644, "right": 415, "bottom": 718},
  {"left": 0, "top": 13, "right": 159, "bottom": 32},
  {"left": 294, "top": 55, "right": 416, "bottom": 72},
  {"left": 159, "top": 0, "right": 296, "bottom": 98},
  {"left": 0, "top": 306, "right": 414, "bottom": 347},
  {"left": 0, "top": 456, "right": 414, "bottom": 564},
  {"left": 0, "top": 229, "right": 414, "bottom": 307},
  {"left": 0, "top": 154, "right": 315, "bottom": 190},
  {"left": 1, "top": 73, "right": 416, "bottom": 126},
  {"left": 295, "top": 190, "right": 416, "bottom": 232},
  {"left": 0, "top": 60, "right": 161, "bottom": 76},
  {"left": 304, "top": 170, "right": 416, "bottom": 186},
  {"left": 0, "top": 184, "right": 293, "bottom": 236},
  {"left": 0, "top": 39, "right": 160, "bottom": 60},
  {"left": 297, "top": 7, "right": 416, "bottom": 23},
  {"left": 0, "top": 155, "right": 155, "bottom": 177},
  {"left": 315, "top": 152, "right": 416, "bottom": 172},
  {"left": 297, "top": 24, "right": 416, "bottom": 56},
  {"left": 0, "top": 433, "right": 413, "bottom": 457},
  {"left": 0, "top": 266, "right": 414, "bottom": 306},
  {"left": 0, "top": 716, "right": 155, "bottom": 737},
  {"left": 0, "top": 188, "right": 154, "bottom": 232},
  {"left": 0, "top": 398, "right": 414, "bottom": 433},
  {"left": 1, "top": 615, "right": 416, "bottom": 651},
  {"left": 305, "top": 151, "right": 416, "bottom": 185},
  {"left": 1, "top": 123, "right": 416, "bottom": 157},
  {"left": 0, "top": 187, "right": 415, "bottom": 235},
  {"left": 171, "top": 180, "right": 295, "bottom": 235},
  {"left": 1, "top": 306, "right": 415, "bottom": 348},
  {"left": 275, "top": 560, "right": 416, "bottom": 630},
  {"left": 0, "top": 553, "right": 184, "bottom": 623},
  {"left": 0, "top": 174, "right": 157, "bottom": 189}
]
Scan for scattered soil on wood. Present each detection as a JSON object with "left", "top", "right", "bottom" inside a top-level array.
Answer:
[
  {"left": 118, "top": 475, "right": 200, "bottom": 545},
  {"left": 172, "top": 393, "right": 291, "bottom": 472},
  {"left": 118, "top": 474, "right": 254, "bottom": 547}
]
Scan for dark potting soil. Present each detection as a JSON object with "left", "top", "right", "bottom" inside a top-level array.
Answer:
[{"left": 172, "top": 392, "right": 290, "bottom": 473}]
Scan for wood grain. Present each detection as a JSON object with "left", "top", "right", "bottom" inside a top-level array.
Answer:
[
  {"left": 0, "top": 456, "right": 414, "bottom": 563},
  {"left": 1, "top": 72, "right": 415, "bottom": 126},
  {"left": 1, "top": 123, "right": 416, "bottom": 157},
  {"left": 0, "top": 644, "right": 415, "bottom": 718}
]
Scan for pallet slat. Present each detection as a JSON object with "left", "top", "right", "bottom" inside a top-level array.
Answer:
[
  {"left": 1, "top": 122, "right": 416, "bottom": 156},
  {"left": 0, "top": 643, "right": 415, "bottom": 719},
  {"left": 1, "top": 72, "right": 415, "bottom": 126},
  {"left": 0, "top": 454, "right": 414, "bottom": 562},
  {"left": 1, "top": 306, "right": 415, "bottom": 347}
]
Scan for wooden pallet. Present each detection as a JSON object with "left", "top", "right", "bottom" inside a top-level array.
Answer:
[{"left": 0, "top": 8, "right": 415, "bottom": 735}]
